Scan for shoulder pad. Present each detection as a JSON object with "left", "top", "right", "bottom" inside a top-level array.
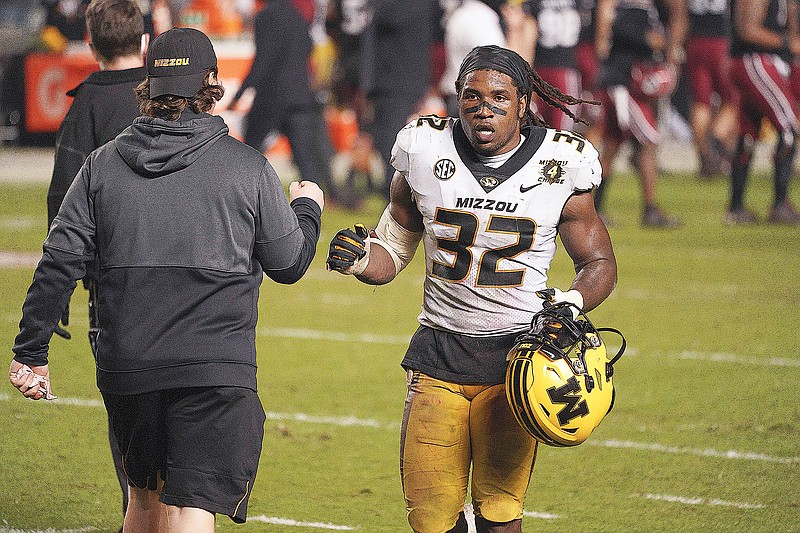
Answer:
[{"left": 392, "top": 116, "right": 455, "bottom": 173}]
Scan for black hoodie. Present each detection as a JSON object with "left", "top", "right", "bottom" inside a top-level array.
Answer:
[{"left": 14, "top": 111, "right": 321, "bottom": 394}]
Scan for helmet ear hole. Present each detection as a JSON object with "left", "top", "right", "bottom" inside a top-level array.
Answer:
[{"left": 584, "top": 375, "right": 595, "bottom": 393}]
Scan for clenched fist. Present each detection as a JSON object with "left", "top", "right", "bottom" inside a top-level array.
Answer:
[
  {"left": 327, "top": 224, "right": 370, "bottom": 275},
  {"left": 289, "top": 181, "right": 324, "bottom": 211}
]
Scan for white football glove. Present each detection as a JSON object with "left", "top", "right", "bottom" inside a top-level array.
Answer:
[{"left": 551, "top": 288, "right": 584, "bottom": 319}]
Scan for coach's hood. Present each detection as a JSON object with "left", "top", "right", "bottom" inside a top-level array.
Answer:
[{"left": 115, "top": 111, "right": 228, "bottom": 178}]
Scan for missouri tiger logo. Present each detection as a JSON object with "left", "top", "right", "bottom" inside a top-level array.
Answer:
[{"left": 480, "top": 176, "right": 499, "bottom": 189}]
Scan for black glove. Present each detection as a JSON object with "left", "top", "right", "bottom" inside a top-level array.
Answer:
[
  {"left": 326, "top": 224, "right": 370, "bottom": 274},
  {"left": 53, "top": 303, "right": 71, "bottom": 340}
]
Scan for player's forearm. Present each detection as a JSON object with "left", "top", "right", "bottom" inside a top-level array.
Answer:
[
  {"left": 355, "top": 244, "right": 399, "bottom": 285},
  {"left": 570, "top": 256, "right": 617, "bottom": 312}
]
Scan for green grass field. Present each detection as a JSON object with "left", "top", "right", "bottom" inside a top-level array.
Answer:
[{"left": 1, "top": 167, "right": 798, "bottom": 532}]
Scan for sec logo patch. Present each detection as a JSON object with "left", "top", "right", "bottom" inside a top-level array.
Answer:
[{"left": 434, "top": 159, "right": 456, "bottom": 180}]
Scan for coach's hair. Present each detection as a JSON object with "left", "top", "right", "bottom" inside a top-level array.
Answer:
[
  {"left": 134, "top": 69, "right": 225, "bottom": 120},
  {"left": 85, "top": 0, "right": 144, "bottom": 62},
  {"left": 455, "top": 45, "right": 597, "bottom": 127}
]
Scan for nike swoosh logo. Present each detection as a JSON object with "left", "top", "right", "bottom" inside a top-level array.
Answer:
[{"left": 520, "top": 183, "right": 542, "bottom": 193}]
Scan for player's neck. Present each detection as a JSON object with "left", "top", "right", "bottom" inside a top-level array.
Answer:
[
  {"left": 476, "top": 134, "right": 526, "bottom": 168},
  {"left": 99, "top": 55, "right": 145, "bottom": 71}
]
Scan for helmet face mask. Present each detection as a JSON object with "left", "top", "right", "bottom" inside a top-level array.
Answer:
[{"left": 505, "top": 301, "right": 625, "bottom": 447}]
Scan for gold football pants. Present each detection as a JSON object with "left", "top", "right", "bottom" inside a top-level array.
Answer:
[{"left": 400, "top": 371, "right": 538, "bottom": 533}]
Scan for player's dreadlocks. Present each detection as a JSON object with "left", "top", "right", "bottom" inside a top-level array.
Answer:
[{"left": 455, "top": 45, "right": 598, "bottom": 127}]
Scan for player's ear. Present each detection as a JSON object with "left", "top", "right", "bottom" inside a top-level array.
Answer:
[
  {"left": 141, "top": 33, "right": 150, "bottom": 58},
  {"left": 518, "top": 94, "right": 528, "bottom": 120}
]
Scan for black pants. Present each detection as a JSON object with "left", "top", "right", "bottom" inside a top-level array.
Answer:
[
  {"left": 244, "top": 104, "right": 334, "bottom": 191},
  {"left": 367, "top": 91, "right": 425, "bottom": 200}
]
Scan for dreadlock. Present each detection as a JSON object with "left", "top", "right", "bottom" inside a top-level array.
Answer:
[{"left": 455, "top": 45, "right": 599, "bottom": 127}]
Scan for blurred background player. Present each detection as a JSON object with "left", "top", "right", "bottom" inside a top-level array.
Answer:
[
  {"left": 44, "top": 0, "right": 149, "bottom": 525},
  {"left": 438, "top": 0, "right": 507, "bottom": 118},
  {"left": 359, "top": 0, "right": 435, "bottom": 201},
  {"left": 686, "top": 0, "right": 738, "bottom": 179},
  {"left": 791, "top": 5, "right": 800, "bottom": 117},
  {"left": 228, "top": 0, "right": 335, "bottom": 196},
  {"left": 43, "top": 0, "right": 91, "bottom": 44},
  {"left": 575, "top": 0, "right": 605, "bottom": 146},
  {"left": 594, "top": 0, "right": 687, "bottom": 228},
  {"left": 326, "top": 45, "right": 614, "bottom": 533},
  {"left": 325, "top": 0, "right": 386, "bottom": 208},
  {"left": 438, "top": 0, "right": 538, "bottom": 118},
  {"left": 525, "top": 0, "right": 584, "bottom": 131},
  {"left": 727, "top": 0, "right": 800, "bottom": 224}
]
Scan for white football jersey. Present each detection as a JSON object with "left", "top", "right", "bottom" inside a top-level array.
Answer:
[{"left": 391, "top": 116, "right": 601, "bottom": 335}]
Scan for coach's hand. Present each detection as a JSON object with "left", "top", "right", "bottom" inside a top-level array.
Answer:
[
  {"left": 9, "top": 359, "right": 57, "bottom": 400},
  {"left": 327, "top": 224, "right": 370, "bottom": 275},
  {"left": 289, "top": 181, "right": 324, "bottom": 211}
]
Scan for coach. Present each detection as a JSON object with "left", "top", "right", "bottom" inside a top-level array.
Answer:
[{"left": 9, "top": 27, "right": 323, "bottom": 531}]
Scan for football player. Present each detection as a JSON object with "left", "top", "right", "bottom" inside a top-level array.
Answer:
[
  {"left": 327, "top": 45, "right": 617, "bottom": 533},
  {"left": 685, "top": 0, "right": 738, "bottom": 179},
  {"left": 592, "top": 0, "right": 687, "bottom": 228},
  {"left": 527, "top": 0, "right": 584, "bottom": 131},
  {"left": 727, "top": 0, "right": 800, "bottom": 224}
]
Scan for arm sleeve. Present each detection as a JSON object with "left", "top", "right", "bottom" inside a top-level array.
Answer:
[
  {"left": 14, "top": 162, "right": 96, "bottom": 365},
  {"left": 253, "top": 163, "right": 321, "bottom": 284},
  {"left": 265, "top": 198, "right": 322, "bottom": 284}
]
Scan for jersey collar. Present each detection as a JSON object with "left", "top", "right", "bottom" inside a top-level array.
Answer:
[{"left": 453, "top": 120, "right": 547, "bottom": 193}]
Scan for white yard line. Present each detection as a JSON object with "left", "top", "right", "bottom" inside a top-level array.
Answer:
[
  {"left": 523, "top": 511, "right": 562, "bottom": 519},
  {"left": 3, "top": 392, "right": 798, "bottom": 466},
  {"left": 0, "top": 216, "right": 39, "bottom": 230},
  {"left": 674, "top": 350, "right": 800, "bottom": 368},
  {"left": 0, "top": 251, "right": 40, "bottom": 268},
  {"left": 258, "top": 327, "right": 800, "bottom": 369},
  {"left": 587, "top": 439, "right": 800, "bottom": 464},
  {"left": 247, "top": 516, "right": 356, "bottom": 530},
  {"left": 265, "top": 411, "right": 390, "bottom": 429},
  {"left": 259, "top": 326, "right": 411, "bottom": 346},
  {"left": 641, "top": 493, "right": 766, "bottom": 509},
  {"left": 0, "top": 518, "right": 359, "bottom": 532}
]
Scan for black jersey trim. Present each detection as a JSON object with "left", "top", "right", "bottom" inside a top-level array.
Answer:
[{"left": 453, "top": 120, "right": 547, "bottom": 193}]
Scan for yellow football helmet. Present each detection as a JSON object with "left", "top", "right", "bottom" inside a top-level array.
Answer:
[{"left": 505, "top": 296, "right": 626, "bottom": 447}]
